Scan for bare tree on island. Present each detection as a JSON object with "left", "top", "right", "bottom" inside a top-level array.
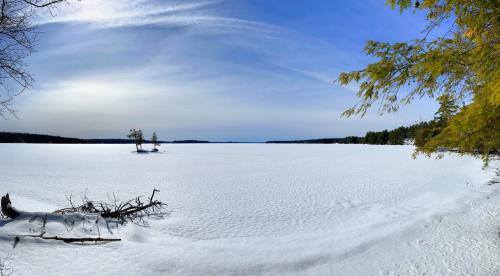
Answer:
[
  {"left": 151, "top": 132, "right": 160, "bottom": 152},
  {"left": 0, "top": 0, "right": 67, "bottom": 118},
  {"left": 127, "top": 129, "right": 144, "bottom": 152}
]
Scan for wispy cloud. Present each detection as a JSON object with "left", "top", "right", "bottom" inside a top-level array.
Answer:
[
  {"left": 35, "top": 0, "right": 281, "bottom": 37},
  {"left": 37, "top": 0, "right": 219, "bottom": 26},
  {"left": 36, "top": 0, "right": 344, "bottom": 82}
]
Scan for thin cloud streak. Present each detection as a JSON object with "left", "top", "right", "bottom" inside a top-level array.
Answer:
[
  {"left": 35, "top": 0, "right": 281, "bottom": 36},
  {"left": 37, "top": 0, "right": 222, "bottom": 26}
]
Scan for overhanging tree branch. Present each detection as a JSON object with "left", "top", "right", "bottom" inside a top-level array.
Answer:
[
  {"left": 0, "top": 0, "right": 68, "bottom": 118},
  {"left": 336, "top": 0, "right": 499, "bottom": 159}
]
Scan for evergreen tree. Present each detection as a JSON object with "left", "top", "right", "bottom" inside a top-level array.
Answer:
[
  {"left": 365, "top": 132, "right": 376, "bottom": 144},
  {"left": 414, "top": 121, "right": 439, "bottom": 148},
  {"left": 380, "top": 130, "right": 389, "bottom": 145},
  {"left": 365, "top": 130, "right": 391, "bottom": 145},
  {"left": 434, "top": 94, "right": 459, "bottom": 125},
  {"left": 127, "top": 129, "right": 144, "bottom": 151},
  {"left": 415, "top": 95, "right": 459, "bottom": 149},
  {"left": 388, "top": 127, "right": 406, "bottom": 145},
  {"left": 337, "top": 0, "right": 499, "bottom": 159},
  {"left": 151, "top": 132, "right": 160, "bottom": 151}
]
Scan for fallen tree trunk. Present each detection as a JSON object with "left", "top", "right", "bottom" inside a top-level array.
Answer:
[
  {"left": 21, "top": 234, "right": 121, "bottom": 244},
  {"left": 1, "top": 193, "right": 19, "bottom": 219},
  {"left": 2, "top": 189, "right": 166, "bottom": 222}
]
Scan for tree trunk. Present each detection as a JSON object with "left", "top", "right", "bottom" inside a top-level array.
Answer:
[{"left": 21, "top": 235, "right": 121, "bottom": 244}]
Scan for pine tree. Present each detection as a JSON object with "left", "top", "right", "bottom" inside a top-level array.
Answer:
[
  {"left": 434, "top": 94, "right": 459, "bottom": 125},
  {"left": 127, "top": 129, "right": 144, "bottom": 151},
  {"left": 151, "top": 132, "right": 160, "bottom": 151}
]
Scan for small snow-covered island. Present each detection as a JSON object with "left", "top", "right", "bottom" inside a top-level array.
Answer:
[
  {"left": 127, "top": 129, "right": 162, "bottom": 153},
  {"left": 0, "top": 0, "right": 498, "bottom": 275}
]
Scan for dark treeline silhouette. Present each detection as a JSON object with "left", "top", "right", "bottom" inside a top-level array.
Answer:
[
  {"left": 0, "top": 132, "right": 210, "bottom": 144},
  {"left": 267, "top": 136, "right": 362, "bottom": 144},
  {"left": 267, "top": 123, "right": 432, "bottom": 145},
  {"left": 172, "top": 140, "right": 210, "bottom": 144},
  {"left": 0, "top": 132, "right": 85, "bottom": 144},
  {"left": 363, "top": 123, "right": 428, "bottom": 145},
  {"left": 0, "top": 132, "right": 153, "bottom": 144}
]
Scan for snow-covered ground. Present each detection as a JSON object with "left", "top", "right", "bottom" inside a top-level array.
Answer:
[{"left": 0, "top": 144, "right": 498, "bottom": 275}]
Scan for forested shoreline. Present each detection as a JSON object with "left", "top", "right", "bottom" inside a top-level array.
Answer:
[{"left": 1, "top": 122, "right": 424, "bottom": 145}]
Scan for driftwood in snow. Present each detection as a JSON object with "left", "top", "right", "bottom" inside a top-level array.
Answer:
[
  {"left": 17, "top": 214, "right": 122, "bottom": 245},
  {"left": 1, "top": 189, "right": 167, "bottom": 245},
  {"left": 20, "top": 234, "right": 121, "bottom": 244},
  {"left": 1, "top": 189, "right": 166, "bottom": 222}
]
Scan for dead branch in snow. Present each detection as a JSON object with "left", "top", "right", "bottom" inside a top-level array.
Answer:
[
  {"left": 2, "top": 189, "right": 167, "bottom": 222},
  {"left": 54, "top": 188, "right": 166, "bottom": 224}
]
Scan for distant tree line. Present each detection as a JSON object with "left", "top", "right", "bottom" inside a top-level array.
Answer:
[
  {"left": 267, "top": 136, "right": 362, "bottom": 144},
  {"left": 364, "top": 94, "right": 462, "bottom": 147},
  {"left": 363, "top": 124, "right": 425, "bottom": 145},
  {"left": 0, "top": 132, "right": 85, "bottom": 144},
  {"left": 0, "top": 132, "right": 158, "bottom": 144},
  {"left": 0, "top": 132, "right": 212, "bottom": 144},
  {"left": 269, "top": 94, "right": 464, "bottom": 147},
  {"left": 267, "top": 121, "right": 453, "bottom": 146}
]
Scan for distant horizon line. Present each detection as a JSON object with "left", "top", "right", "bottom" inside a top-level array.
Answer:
[{"left": 0, "top": 131, "right": 365, "bottom": 144}]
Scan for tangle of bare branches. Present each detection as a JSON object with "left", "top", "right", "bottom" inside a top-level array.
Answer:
[{"left": 0, "top": 0, "right": 67, "bottom": 118}]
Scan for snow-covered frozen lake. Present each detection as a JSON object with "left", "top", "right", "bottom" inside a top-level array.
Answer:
[{"left": 0, "top": 144, "right": 499, "bottom": 275}]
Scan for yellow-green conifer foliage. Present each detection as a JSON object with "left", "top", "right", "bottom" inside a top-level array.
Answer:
[{"left": 337, "top": 0, "right": 499, "bottom": 159}]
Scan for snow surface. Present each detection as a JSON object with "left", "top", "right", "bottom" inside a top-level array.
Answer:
[{"left": 0, "top": 144, "right": 498, "bottom": 275}]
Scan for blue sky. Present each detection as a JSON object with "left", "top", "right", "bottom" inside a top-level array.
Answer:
[{"left": 2, "top": 0, "right": 438, "bottom": 141}]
